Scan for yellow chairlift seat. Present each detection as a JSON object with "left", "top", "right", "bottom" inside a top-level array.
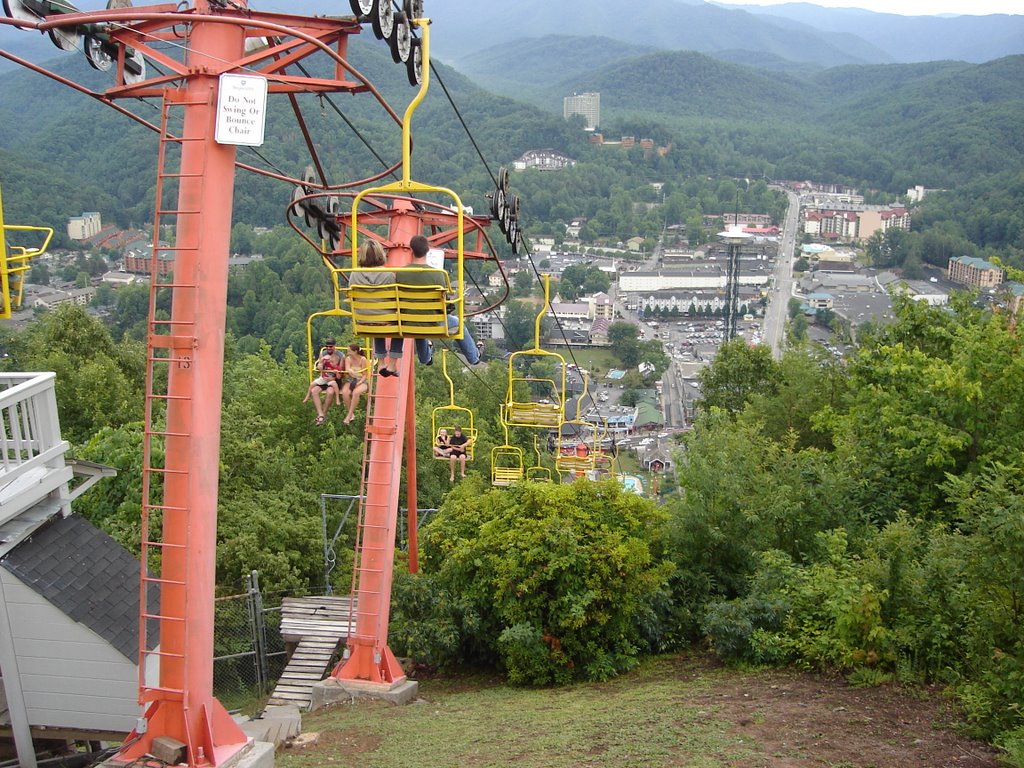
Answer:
[
  {"left": 554, "top": 372, "right": 601, "bottom": 475},
  {"left": 491, "top": 417, "right": 524, "bottom": 487},
  {"left": 340, "top": 266, "right": 455, "bottom": 339},
  {"left": 503, "top": 274, "right": 567, "bottom": 429},
  {"left": 504, "top": 392, "right": 563, "bottom": 429},
  {"left": 432, "top": 350, "right": 476, "bottom": 461},
  {"left": 525, "top": 435, "right": 552, "bottom": 483},
  {"left": 491, "top": 445, "right": 524, "bottom": 486},
  {"left": 555, "top": 423, "right": 599, "bottom": 474}
]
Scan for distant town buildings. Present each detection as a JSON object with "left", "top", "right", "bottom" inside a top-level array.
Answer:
[
  {"left": 31, "top": 286, "right": 95, "bottom": 310},
  {"left": 124, "top": 243, "right": 175, "bottom": 275},
  {"left": 906, "top": 184, "right": 940, "bottom": 203},
  {"left": 512, "top": 149, "right": 576, "bottom": 172},
  {"left": 947, "top": 255, "right": 1004, "bottom": 289},
  {"left": 802, "top": 205, "right": 910, "bottom": 242},
  {"left": 67, "top": 212, "right": 102, "bottom": 241},
  {"left": 563, "top": 92, "right": 600, "bottom": 131}
]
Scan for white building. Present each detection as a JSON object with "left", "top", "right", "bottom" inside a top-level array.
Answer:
[
  {"left": 0, "top": 372, "right": 147, "bottom": 762},
  {"left": 563, "top": 92, "right": 600, "bottom": 131},
  {"left": 31, "top": 287, "right": 95, "bottom": 310},
  {"left": 67, "top": 212, "right": 102, "bottom": 241},
  {"left": 620, "top": 269, "right": 724, "bottom": 293}
]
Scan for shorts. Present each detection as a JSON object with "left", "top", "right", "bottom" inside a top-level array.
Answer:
[{"left": 313, "top": 376, "right": 337, "bottom": 389}]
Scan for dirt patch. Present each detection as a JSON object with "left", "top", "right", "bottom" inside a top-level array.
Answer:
[{"left": 693, "top": 667, "right": 1001, "bottom": 768}]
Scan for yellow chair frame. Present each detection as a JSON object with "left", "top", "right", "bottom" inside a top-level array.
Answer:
[
  {"left": 525, "top": 435, "right": 552, "bottom": 483},
  {"left": 339, "top": 267, "right": 452, "bottom": 338},
  {"left": 491, "top": 417, "right": 524, "bottom": 487},
  {"left": 0, "top": 183, "right": 53, "bottom": 320},
  {"left": 334, "top": 20, "right": 466, "bottom": 342},
  {"left": 555, "top": 372, "right": 601, "bottom": 475},
  {"left": 504, "top": 275, "right": 566, "bottom": 429}
]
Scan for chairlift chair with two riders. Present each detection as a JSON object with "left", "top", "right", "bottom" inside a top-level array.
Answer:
[{"left": 431, "top": 348, "right": 476, "bottom": 461}]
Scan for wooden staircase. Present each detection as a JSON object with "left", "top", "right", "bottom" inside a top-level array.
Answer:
[{"left": 268, "top": 595, "right": 356, "bottom": 708}]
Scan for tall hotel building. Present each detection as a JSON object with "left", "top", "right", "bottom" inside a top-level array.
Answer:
[{"left": 563, "top": 92, "right": 600, "bottom": 131}]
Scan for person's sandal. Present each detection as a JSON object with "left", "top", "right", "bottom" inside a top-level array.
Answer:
[{"left": 314, "top": 415, "right": 325, "bottom": 425}]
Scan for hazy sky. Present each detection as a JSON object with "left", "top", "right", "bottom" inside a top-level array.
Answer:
[{"left": 715, "top": 0, "right": 1021, "bottom": 15}]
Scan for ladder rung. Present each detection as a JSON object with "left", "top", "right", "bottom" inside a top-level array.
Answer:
[
  {"left": 149, "top": 335, "right": 196, "bottom": 351},
  {"left": 142, "top": 540, "right": 187, "bottom": 549},
  {"left": 141, "top": 649, "right": 186, "bottom": 660},
  {"left": 149, "top": 282, "right": 198, "bottom": 291},
  {"left": 145, "top": 394, "right": 193, "bottom": 403},
  {"left": 141, "top": 576, "right": 187, "bottom": 586},
  {"left": 141, "top": 504, "right": 188, "bottom": 513},
  {"left": 140, "top": 688, "right": 184, "bottom": 703},
  {"left": 156, "top": 208, "right": 202, "bottom": 216},
  {"left": 141, "top": 613, "right": 186, "bottom": 622}
]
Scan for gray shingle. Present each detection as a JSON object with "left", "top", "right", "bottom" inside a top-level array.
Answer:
[{"left": 0, "top": 514, "right": 159, "bottom": 662}]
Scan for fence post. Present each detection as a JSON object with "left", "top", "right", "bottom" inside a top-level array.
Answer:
[{"left": 247, "top": 570, "right": 269, "bottom": 694}]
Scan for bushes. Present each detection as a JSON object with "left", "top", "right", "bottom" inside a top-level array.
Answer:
[{"left": 413, "top": 477, "right": 674, "bottom": 685}]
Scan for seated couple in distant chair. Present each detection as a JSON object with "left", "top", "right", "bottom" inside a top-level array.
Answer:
[{"left": 434, "top": 425, "right": 471, "bottom": 481}]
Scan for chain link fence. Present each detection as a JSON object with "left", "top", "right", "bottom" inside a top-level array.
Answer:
[
  {"left": 212, "top": 572, "right": 287, "bottom": 713},
  {"left": 212, "top": 502, "right": 438, "bottom": 712}
]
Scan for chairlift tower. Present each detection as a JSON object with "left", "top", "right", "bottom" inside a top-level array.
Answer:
[{"left": 0, "top": 2, "right": 378, "bottom": 764}]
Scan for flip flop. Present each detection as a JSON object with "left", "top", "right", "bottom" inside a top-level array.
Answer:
[{"left": 314, "top": 415, "right": 325, "bottom": 425}]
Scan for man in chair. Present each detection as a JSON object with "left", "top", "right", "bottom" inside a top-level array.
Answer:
[{"left": 403, "top": 234, "right": 481, "bottom": 366}]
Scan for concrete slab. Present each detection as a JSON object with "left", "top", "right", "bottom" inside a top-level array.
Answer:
[
  {"left": 227, "top": 740, "right": 275, "bottom": 768},
  {"left": 235, "top": 704, "right": 302, "bottom": 746},
  {"left": 310, "top": 678, "right": 419, "bottom": 710},
  {"left": 100, "top": 740, "right": 275, "bottom": 768}
]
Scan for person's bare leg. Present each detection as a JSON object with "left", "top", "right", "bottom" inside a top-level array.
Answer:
[
  {"left": 449, "top": 454, "right": 456, "bottom": 481},
  {"left": 312, "top": 387, "right": 326, "bottom": 422},
  {"left": 460, "top": 454, "right": 467, "bottom": 478},
  {"left": 324, "top": 383, "right": 339, "bottom": 415},
  {"left": 345, "top": 383, "right": 366, "bottom": 424}
]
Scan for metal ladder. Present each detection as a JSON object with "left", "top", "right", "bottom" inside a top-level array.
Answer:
[
  {"left": 345, "top": 371, "right": 402, "bottom": 657},
  {"left": 137, "top": 89, "right": 207, "bottom": 714}
]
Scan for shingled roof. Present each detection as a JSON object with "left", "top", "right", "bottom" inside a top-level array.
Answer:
[{"left": 0, "top": 513, "right": 156, "bottom": 662}]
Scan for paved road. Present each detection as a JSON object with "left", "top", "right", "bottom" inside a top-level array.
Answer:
[{"left": 763, "top": 187, "right": 800, "bottom": 359}]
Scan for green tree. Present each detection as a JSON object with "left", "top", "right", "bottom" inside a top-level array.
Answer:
[
  {"left": 608, "top": 320, "right": 639, "bottom": 346},
  {"left": 696, "top": 338, "right": 780, "bottom": 415},
  {"left": 503, "top": 300, "right": 538, "bottom": 352},
  {"left": 4, "top": 305, "right": 145, "bottom": 444},
  {"left": 420, "top": 478, "right": 674, "bottom": 684}
]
